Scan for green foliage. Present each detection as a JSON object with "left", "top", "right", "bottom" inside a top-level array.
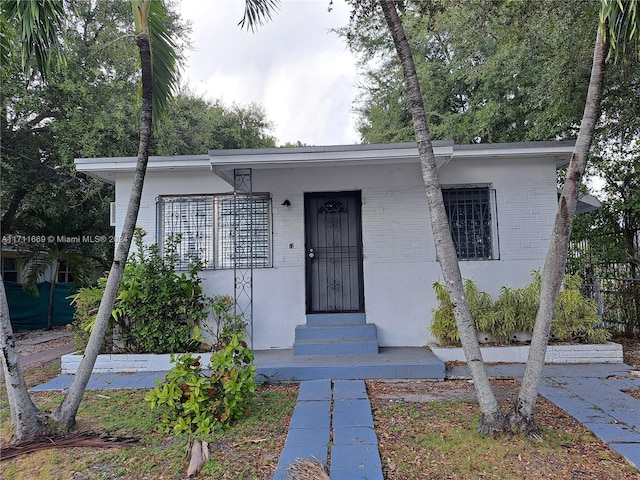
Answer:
[
  {"left": 70, "top": 229, "right": 211, "bottom": 353},
  {"left": 68, "top": 278, "right": 113, "bottom": 353},
  {"left": 478, "top": 271, "right": 541, "bottom": 343},
  {"left": 429, "top": 281, "right": 458, "bottom": 346},
  {"left": 429, "top": 279, "right": 492, "bottom": 346},
  {"left": 145, "top": 335, "right": 257, "bottom": 438},
  {"left": 341, "top": 0, "right": 599, "bottom": 144},
  {"left": 430, "top": 271, "right": 610, "bottom": 346},
  {"left": 112, "top": 230, "right": 207, "bottom": 353},
  {"left": 553, "top": 275, "right": 610, "bottom": 343},
  {"left": 203, "top": 294, "right": 248, "bottom": 351},
  {"left": 70, "top": 229, "right": 248, "bottom": 354}
]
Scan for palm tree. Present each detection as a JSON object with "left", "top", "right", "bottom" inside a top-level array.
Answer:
[
  {"left": 19, "top": 245, "right": 96, "bottom": 330},
  {"left": 510, "top": 0, "right": 639, "bottom": 438},
  {"left": 376, "top": 0, "right": 509, "bottom": 435},
  {"left": 52, "top": 0, "right": 180, "bottom": 429},
  {"left": 0, "top": 0, "right": 180, "bottom": 438},
  {"left": 0, "top": 0, "right": 68, "bottom": 441}
]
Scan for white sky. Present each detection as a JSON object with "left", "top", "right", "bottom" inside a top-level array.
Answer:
[{"left": 177, "top": 0, "right": 361, "bottom": 147}]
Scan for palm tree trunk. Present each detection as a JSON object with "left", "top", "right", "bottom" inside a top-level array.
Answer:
[
  {"left": 52, "top": 31, "right": 154, "bottom": 429},
  {"left": 378, "top": 0, "right": 508, "bottom": 435},
  {"left": 509, "top": 29, "right": 607, "bottom": 437},
  {"left": 0, "top": 276, "right": 47, "bottom": 440}
]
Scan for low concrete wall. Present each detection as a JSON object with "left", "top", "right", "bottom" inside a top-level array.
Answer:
[
  {"left": 61, "top": 352, "right": 212, "bottom": 374},
  {"left": 430, "top": 342, "right": 623, "bottom": 364}
]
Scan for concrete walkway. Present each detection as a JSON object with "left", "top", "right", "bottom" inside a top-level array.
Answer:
[
  {"left": 273, "top": 379, "right": 383, "bottom": 480},
  {"left": 30, "top": 363, "right": 640, "bottom": 476}
]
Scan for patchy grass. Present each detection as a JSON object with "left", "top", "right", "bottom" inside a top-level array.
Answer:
[
  {"left": 1, "top": 383, "right": 298, "bottom": 480},
  {"left": 369, "top": 380, "right": 640, "bottom": 479}
]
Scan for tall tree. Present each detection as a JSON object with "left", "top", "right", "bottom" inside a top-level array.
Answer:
[
  {"left": 376, "top": 0, "right": 508, "bottom": 435},
  {"left": 0, "top": 0, "right": 68, "bottom": 440},
  {"left": 509, "top": 0, "right": 639, "bottom": 437},
  {"left": 509, "top": 27, "right": 608, "bottom": 437},
  {"left": 52, "top": 0, "right": 181, "bottom": 429},
  {"left": 341, "top": 0, "right": 599, "bottom": 145},
  {"left": 0, "top": 0, "right": 181, "bottom": 439}
]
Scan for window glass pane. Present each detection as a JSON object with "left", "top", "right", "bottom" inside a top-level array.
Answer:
[
  {"left": 57, "top": 261, "right": 74, "bottom": 283},
  {"left": 160, "top": 196, "right": 215, "bottom": 270},
  {"left": 1, "top": 257, "right": 18, "bottom": 282},
  {"left": 443, "top": 188, "right": 495, "bottom": 260}
]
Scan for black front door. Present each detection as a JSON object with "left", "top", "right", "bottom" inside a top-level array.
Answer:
[{"left": 305, "top": 191, "right": 364, "bottom": 313}]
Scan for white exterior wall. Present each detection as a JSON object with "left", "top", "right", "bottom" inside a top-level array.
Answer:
[{"left": 112, "top": 157, "right": 557, "bottom": 349}]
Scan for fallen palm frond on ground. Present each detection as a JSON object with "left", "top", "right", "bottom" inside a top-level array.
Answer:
[
  {"left": 0, "top": 432, "right": 138, "bottom": 460},
  {"left": 286, "top": 458, "right": 330, "bottom": 480}
]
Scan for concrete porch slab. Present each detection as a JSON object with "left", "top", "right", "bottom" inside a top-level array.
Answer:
[{"left": 254, "top": 346, "right": 446, "bottom": 381}]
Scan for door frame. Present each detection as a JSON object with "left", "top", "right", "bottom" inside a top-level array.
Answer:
[{"left": 304, "top": 190, "right": 365, "bottom": 314}]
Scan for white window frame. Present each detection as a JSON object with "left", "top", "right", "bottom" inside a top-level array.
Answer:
[{"left": 442, "top": 186, "right": 499, "bottom": 261}]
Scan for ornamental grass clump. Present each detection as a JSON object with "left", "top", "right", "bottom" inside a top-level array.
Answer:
[{"left": 430, "top": 271, "right": 610, "bottom": 346}]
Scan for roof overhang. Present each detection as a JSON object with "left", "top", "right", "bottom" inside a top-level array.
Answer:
[
  {"left": 74, "top": 140, "right": 576, "bottom": 185},
  {"left": 209, "top": 141, "right": 454, "bottom": 183},
  {"left": 576, "top": 193, "right": 601, "bottom": 214},
  {"left": 74, "top": 154, "right": 211, "bottom": 183},
  {"left": 209, "top": 140, "right": 575, "bottom": 184}
]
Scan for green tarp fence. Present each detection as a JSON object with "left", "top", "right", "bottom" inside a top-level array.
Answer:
[{"left": 3, "top": 281, "right": 76, "bottom": 330}]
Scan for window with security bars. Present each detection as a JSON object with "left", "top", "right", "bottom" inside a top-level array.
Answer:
[
  {"left": 443, "top": 187, "right": 499, "bottom": 260},
  {"left": 158, "top": 194, "right": 271, "bottom": 270},
  {"left": 160, "top": 196, "right": 215, "bottom": 270},
  {"left": 217, "top": 194, "right": 271, "bottom": 269}
]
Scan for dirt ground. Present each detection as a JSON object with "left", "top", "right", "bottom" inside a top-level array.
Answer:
[{"left": 12, "top": 326, "right": 74, "bottom": 358}]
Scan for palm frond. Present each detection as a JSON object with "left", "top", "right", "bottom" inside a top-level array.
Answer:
[
  {"left": 18, "top": 248, "right": 55, "bottom": 296},
  {"left": 147, "top": 0, "right": 182, "bottom": 125},
  {"left": 0, "top": 0, "right": 66, "bottom": 80},
  {"left": 600, "top": 0, "right": 640, "bottom": 61},
  {"left": 239, "top": 0, "right": 280, "bottom": 32}
]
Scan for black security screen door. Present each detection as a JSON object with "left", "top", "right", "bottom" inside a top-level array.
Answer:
[{"left": 305, "top": 191, "right": 364, "bottom": 313}]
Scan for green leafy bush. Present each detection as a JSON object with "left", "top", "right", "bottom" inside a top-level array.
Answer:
[
  {"left": 203, "top": 294, "right": 248, "bottom": 351},
  {"left": 144, "top": 335, "right": 257, "bottom": 438},
  {"left": 68, "top": 278, "right": 114, "bottom": 353},
  {"left": 70, "top": 229, "right": 247, "bottom": 354},
  {"left": 430, "top": 280, "right": 492, "bottom": 346},
  {"left": 430, "top": 271, "right": 610, "bottom": 346}
]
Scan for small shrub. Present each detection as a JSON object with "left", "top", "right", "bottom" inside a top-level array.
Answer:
[
  {"left": 553, "top": 274, "right": 610, "bottom": 343},
  {"left": 145, "top": 335, "right": 257, "bottom": 438},
  {"left": 430, "top": 271, "right": 609, "bottom": 346},
  {"left": 430, "top": 281, "right": 459, "bottom": 346},
  {"left": 202, "top": 295, "right": 248, "bottom": 351}
]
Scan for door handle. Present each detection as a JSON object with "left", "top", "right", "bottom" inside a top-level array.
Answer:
[{"left": 308, "top": 248, "right": 315, "bottom": 258}]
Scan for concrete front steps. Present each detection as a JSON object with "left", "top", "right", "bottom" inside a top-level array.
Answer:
[
  {"left": 255, "top": 347, "right": 446, "bottom": 381},
  {"left": 293, "top": 313, "right": 379, "bottom": 356}
]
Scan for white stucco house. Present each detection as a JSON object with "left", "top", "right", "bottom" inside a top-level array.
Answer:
[{"left": 75, "top": 140, "right": 598, "bottom": 353}]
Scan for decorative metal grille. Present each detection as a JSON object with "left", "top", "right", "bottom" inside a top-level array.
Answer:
[
  {"left": 233, "top": 169, "right": 254, "bottom": 348},
  {"left": 159, "top": 196, "right": 215, "bottom": 269},
  {"left": 217, "top": 194, "right": 271, "bottom": 269},
  {"left": 443, "top": 187, "right": 498, "bottom": 260},
  {"left": 306, "top": 192, "right": 364, "bottom": 313}
]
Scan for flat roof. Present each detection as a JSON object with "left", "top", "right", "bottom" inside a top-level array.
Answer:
[{"left": 75, "top": 140, "right": 576, "bottom": 184}]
